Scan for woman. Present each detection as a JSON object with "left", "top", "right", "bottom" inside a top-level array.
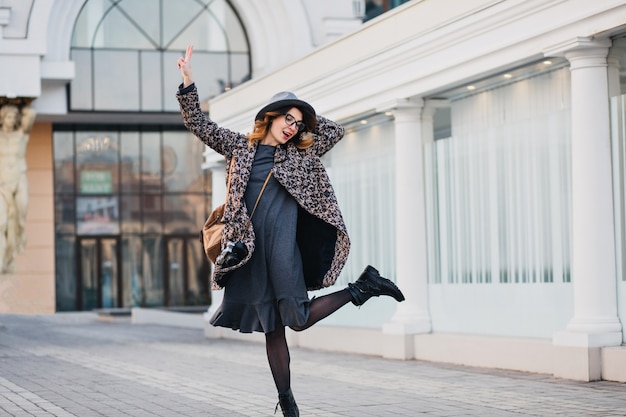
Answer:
[{"left": 177, "top": 45, "right": 404, "bottom": 416}]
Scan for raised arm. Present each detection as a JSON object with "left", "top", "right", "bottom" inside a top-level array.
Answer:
[
  {"left": 177, "top": 45, "right": 194, "bottom": 88},
  {"left": 311, "top": 115, "right": 345, "bottom": 157},
  {"left": 176, "top": 45, "right": 246, "bottom": 156}
]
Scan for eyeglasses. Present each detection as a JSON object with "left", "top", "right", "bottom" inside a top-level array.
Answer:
[{"left": 283, "top": 113, "right": 306, "bottom": 132}]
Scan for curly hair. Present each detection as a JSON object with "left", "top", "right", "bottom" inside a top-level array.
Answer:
[{"left": 247, "top": 106, "right": 316, "bottom": 149}]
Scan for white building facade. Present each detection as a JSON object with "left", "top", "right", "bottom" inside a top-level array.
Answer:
[{"left": 1, "top": 0, "right": 625, "bottom": 382}]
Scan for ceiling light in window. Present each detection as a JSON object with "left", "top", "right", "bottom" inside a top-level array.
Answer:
[
  {"left": 543, "top": 60, "right": 552, "bottom": 65},
  {"left": 384, "top": 111, "right": 393, "bottom": 116},
  {"left": 503, "top": 73, "right": 513, "bottom": 79},
  {"left": 467, "top": 85, "right": 476, "bottom": 91},
  {"left": 360, "top": 120, "right": 368, "bottom": 125}
]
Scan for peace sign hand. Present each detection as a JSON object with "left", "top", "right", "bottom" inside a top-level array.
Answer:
[{"left": 177, "top": 45, "right": 194, "bottom": 87}]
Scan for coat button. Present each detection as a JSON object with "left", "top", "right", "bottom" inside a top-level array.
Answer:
[{"left": 324, "top": 191, "right": 331, "bottom": 197}]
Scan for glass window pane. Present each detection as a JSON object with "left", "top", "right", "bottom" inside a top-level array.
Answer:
[
  {"left": 167, "top": 238, "right": 185, "bottom": 306},
  {"left": 141, "top": 132, "right": 162, "bottom": 193},
  {"left": 142, "top": 195, "right": 162, "bottom": 233},
  {"left": 77, "top": 196, "right": 120, "bottom": 235},
  {"left": 163, "top": 131, "right": 205, "bottom": 193},
  {"left": 164, "top": 194, "right": 204, "bottom": 234},
  {"left": 96, "top": 6, "right": 156, "bottom": 49},
  {"left": 76, "top": 131, "right": 120, "bottom": 194},
  {"left": 140, "top": 51, "right": 163, "bottom": 111},
  {"left": 80, "top": 238, "right": 98, "bottom": 310},
  {"left": 231, "top": 52, "right": 252, "bottom": 89},
  {"left": 101, "top": 239, "right": 119, "bottom": 308},
  {"left": 94, "top": 50, "right": 140, "bottom": 110},
  {"left": 187, "top": 237, "right": 210, "bottom": 305},
  {"left": 121, "top": 196, "right": 141, "bottom": 233},
  {"left": 163, "top": 0, "right": 206, "bottom": 49},
  {"left": 113, "top": 0, "right": 160, "bottom": 48},
  {"left": 163, "top": 50, "right": 186, "bottom": 111},
  {"left": 122, "top": 235, "right": 143, "bottom": 307},
  {"left": 55, "top": 195, "right": 76, "bottom": 234},
  {"left": 120, "top": 132, "right": 141, "bottom": 193},
  {"left": 55, "top": 235, "right": 76, "bottom": 311},
  {"left": 69, "top": 50, "right": 93, "bottom": 110},
  {"left": 53, "top": 131, "right": 75, "bottom": 193},
  {"left": 142, "top": 236, "right": 164, "bottom": 306}
]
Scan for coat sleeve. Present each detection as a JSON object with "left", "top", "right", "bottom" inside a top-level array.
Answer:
[
  {"left": 311, "top": 115, "right": 345, "bottom": 157},
  {"left": 176, "top": 83, "right": 247, "bottom": 156}
]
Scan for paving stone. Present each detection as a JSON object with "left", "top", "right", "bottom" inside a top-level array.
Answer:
[{"left": 0, "top": 312, "right": 624, "bottom": 416}]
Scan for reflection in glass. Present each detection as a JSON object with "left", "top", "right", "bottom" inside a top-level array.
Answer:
[
  {"left": 141, "top": 132, "right": 162, "bottom": 193},
  {"left": 143, "top": 236, "right": 164, "bottom": 306},
  {"left": 55, "top": 195, "right": 76, "bottom": 234},
  {"left": 122, "top": 236, "right": 143, "bottom": 307},
  {"left": 121, "top": 196, "right": 141, "bottom": 234},
  {"left": 80, "top": 239, "right": 98, "bottom": 310},
  {"left": 53, "top": 131, "right": 75, "bottom": 193},
  {"left": 167, "top": 239, "right": 185, "bottom": 306},
  {"left": 164, "top": 194, "right": 204, "bottom": 234},
  {"left": 120, "top": 132, "right": 141, "bottom": 193},
  {"left": 188, "top": 236, "right": 210, "bottom": 305},
  {"left": 76, "top": 131, "right": 120, "bottom": 194},
  {"left": 142, "top": 195, "right": 162, "bottom": 234},
  {"left": 55, "top": 235, "right": 76, "bottom": 311},
  {"left": 163, "top": 131, "right": 205, "bottom": 192},
  {"left": 101, "top": 239, "right": 119, "bottom": 308},
  {"left": 54, "top": 126, "right": 211, "bottom": 311},
  {"left": 77, "top": 196, "right": 120, "bottom": 235}
]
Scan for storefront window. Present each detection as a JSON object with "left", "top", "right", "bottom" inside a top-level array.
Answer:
[{"left": 53, "top": 128, "right": 211, "bottom": 311}]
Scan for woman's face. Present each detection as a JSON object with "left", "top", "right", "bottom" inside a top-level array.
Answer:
[
  {"left": 1, "top": 108, "right": 18, "bottom": 132},
  {"left": 262, "top": 107, "right": 304, "bottom": 146}
]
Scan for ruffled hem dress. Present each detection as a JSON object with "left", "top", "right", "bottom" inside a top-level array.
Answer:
[{"left": 209, "top": 144, "right": 311, "bottom": 333}]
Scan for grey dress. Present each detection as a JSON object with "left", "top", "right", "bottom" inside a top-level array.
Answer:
[{"left": 209, "top": 145, "right": 311, "bottom": 333}]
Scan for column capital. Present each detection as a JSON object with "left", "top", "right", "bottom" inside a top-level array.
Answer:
[
  {"left": 376, "top": 97, "right": 423, "bottom": 114},
  {"left": 544, "top": 36, "right": 611, "bottom": 60},
  {"left": 423, "top": 98, "right": 449, "bottom": 118},
  {"left": 0, "top": 7, "right": 10, "bottom": 27},
  {"left": 608, "top": 38, "right": 626, "bottom": 65}
]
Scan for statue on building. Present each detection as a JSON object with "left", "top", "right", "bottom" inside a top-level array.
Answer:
[{"left": 0, "top": 103, "right": 35, "bottom": 273}]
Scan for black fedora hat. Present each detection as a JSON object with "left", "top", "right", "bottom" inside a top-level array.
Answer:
[{"left": 255, "top": 91, "right": 316, "bottom": 121}]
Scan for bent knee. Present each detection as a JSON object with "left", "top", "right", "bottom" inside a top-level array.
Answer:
[{"left": 289, "top": 325, "right": 306, "bottom": 332}]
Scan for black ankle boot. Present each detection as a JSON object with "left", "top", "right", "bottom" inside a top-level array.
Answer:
[
  {"left": 275, "top": 389, "right": 299, "bottom": 417},
  {"left": 347, "top": 265, "right": 405, "bottom": 306}
]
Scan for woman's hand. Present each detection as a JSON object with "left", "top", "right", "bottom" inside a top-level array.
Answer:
[{"left": 177, "top": 45, "right": 194, "bottom": 87}]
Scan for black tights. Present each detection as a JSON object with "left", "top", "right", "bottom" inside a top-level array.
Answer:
[{"left": 265, "top": 288, "right": 353, "bottom": 394}]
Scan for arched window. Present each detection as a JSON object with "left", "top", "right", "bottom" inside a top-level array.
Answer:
[{"left": 70, "top": 0, "right": 250, "bottom": 112}]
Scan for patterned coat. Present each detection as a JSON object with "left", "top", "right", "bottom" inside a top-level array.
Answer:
[{"left": 177, "top": 85, "right": 350, "bottom": 290}]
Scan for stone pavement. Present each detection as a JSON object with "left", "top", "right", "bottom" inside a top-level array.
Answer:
[{"left": 0, "top": 313, "right": 625, "bottom": 417}]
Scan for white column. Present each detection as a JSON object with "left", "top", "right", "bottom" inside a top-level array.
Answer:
[
  {"left": 547, "top": 38, "right": 622, "bottom": 348},
  {"left": 202, "top": 150, "right": 226, "bottom": 327},
  {"left": 608, "top": 38, "right": 626, "bottom": 97},
  {"left": 381, "top": 99, "right": 432, "bottom": 341}
]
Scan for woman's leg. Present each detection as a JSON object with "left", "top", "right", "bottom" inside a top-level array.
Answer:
[
  {"left": 265, "top": 325, "right": 291, "bottom": 394},
  {"left": 291, "top": 289, "right": 352, "bottom": 331},
  {"left": 266, "top": 326, "right": 300, "bottom": 415},
  {"left": 291, "top": 265, "right": 405, "bottom": 332}
]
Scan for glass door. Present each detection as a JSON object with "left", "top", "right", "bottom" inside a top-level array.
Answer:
[{"left": 77, "top": 236, "right": 121, "bottom": 310}]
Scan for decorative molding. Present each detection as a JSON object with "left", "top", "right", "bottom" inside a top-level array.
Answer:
[
  {"left": 543, "top": 36, "right": 613, "bottom": 57},
  {"left": 0, "top": 7, "right": 10, "bottom": 27}
]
